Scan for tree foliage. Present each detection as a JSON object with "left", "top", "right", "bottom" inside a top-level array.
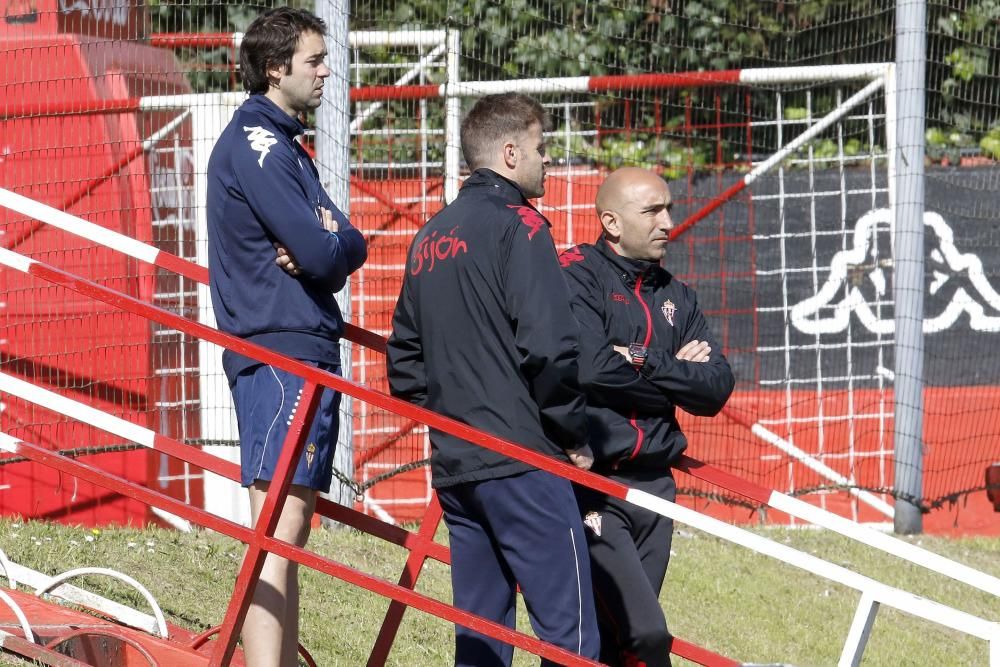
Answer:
[
  {"left": 152, "top": 1, "right": 1000, "bottom": 162},
  {"left": 351, "top": 0, "right": 1000, "bottom": 163}
]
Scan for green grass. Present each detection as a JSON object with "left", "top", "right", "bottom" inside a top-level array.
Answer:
[{"left": 0, "top": 518, "right": 996, "bottom": 666}]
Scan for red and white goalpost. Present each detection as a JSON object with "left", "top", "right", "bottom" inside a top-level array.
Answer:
[{"left": 345, "top": 59, "right": 905, "bottom": 525}]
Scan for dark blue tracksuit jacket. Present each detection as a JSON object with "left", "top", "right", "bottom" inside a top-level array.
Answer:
[
  {"left": 206, "top": 94, "right": 367, "bottom": 379},
  {"left": 385, "top": 169, "right": 591, "bottom": 487}
]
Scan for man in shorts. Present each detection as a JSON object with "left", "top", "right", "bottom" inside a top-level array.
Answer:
[{"left": 206, "top": 7, "right": 367, "bottom": 666}]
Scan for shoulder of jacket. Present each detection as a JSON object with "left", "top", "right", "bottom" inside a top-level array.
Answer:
[
  {"left": 558, "top": 243, "right": 601, "bottom": 270},
  {"left": 560, "top": 247, "right": 610, "bottom": 296},
  {"left": 663, "top": 272, "right": 698, "bottom": 302},
  {"left": 465, "top": 189, "right": 532, "bottom": 218},
  {"left": 227, "top": 113, "right": 296, "bottom": 169},
  {"left": 502, "top": 204, "right": 554, "bottom": 249},
  {"left": 679, "top": 278, "right": 699, "bottom": 301},
  {"left": 230, "top": 107, "right": 276, "bottom": 134}
]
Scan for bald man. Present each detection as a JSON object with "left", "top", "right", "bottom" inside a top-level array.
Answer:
[{"left": 559, "top": 167, "right": 735, "bottom": 667}]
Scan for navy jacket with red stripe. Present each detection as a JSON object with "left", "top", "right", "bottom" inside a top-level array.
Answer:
[
  {"left": 387, "top": 169, "right": 590, "bottom": 488},
  {"left": 559, "top": 237, "right": 735, "bottom": 469}
]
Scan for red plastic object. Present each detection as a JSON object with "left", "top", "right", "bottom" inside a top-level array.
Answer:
[{"left": 987, "top": 463, "right": 1000, "bottom": 512}]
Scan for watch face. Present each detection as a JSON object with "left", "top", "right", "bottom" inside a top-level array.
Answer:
[{"left": 628, "top": 343, "right": 648, "bottom": 368}]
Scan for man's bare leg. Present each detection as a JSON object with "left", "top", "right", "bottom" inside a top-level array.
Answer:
[{"left": 241, "top": 481, "right": 317, "bottom": 667}]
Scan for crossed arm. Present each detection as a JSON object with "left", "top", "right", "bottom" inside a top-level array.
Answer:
[
  {"left": 273, "top": 207, "right": 340, "bottom": 275},
  {"left": 613, "top": 339, "right": 712, "bottom": 365}
]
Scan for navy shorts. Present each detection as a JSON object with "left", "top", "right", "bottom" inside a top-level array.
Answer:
[{"left": 230, "top": 361, "right": 341, "bottom": 491}]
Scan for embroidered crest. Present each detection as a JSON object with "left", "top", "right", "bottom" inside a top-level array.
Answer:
[
  {"left": 242, "top": 126, "right": 277, "bottom": 167},
  {"left": 305, "top": 443, "right": 317, "bottom": 469},
  {"left": 507, "top": 204, "right": 547, "bottom": 240},
  {"left": 583, "top": 511, "right": 602, "bottom": 537},
  {"left": 661, "top": 299, "right": 676, "bottom": 326}
]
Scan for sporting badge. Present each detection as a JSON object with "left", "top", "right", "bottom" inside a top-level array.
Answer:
[{"left": 661, "top": 299, "right": 676, "bottom": 326}]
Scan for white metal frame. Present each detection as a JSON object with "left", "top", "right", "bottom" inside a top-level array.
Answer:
[{"left": 432, "top": 64, "right": 898, "bottom": 517}]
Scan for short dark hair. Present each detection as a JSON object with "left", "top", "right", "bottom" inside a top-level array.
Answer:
[
  {"left": 240, "top": 7, "right": 327, "bottom": 95},
  {"left": 460, "top": 93, "right": 548, "bottom": 171}
]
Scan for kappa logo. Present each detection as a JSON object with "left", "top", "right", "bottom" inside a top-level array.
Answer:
[
  {"left": 305, "top": 443, "right": 316, "bottom": 469},
  {"left": 583, "top": 511, "right": 602, "bottom": 537},
  {"left": 507, "top": 204, "right": 547, "bottom": 240},
  {"left": 790, "top": 208, "right": 1000, "bottom": 335},
  {"left": 243, "top": 126, "right": 277, "bottom": 167},
  {"left": 559, "top": 246, "right": 584, "bottom": 268}
]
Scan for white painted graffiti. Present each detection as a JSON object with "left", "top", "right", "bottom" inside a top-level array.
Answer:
[
  {"left": 790, "top": 208, "right": 1000, "bottom": 335},
  {"left": 58, "top": 0, "right": 130, "bottom": 27},
  {"left": 148, "top": 144, "right": 195, "bottom": 229}
]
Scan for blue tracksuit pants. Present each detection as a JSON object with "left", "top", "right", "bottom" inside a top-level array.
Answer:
[{"left": 437, "top": 469, "right": 601, "bottom": 666}]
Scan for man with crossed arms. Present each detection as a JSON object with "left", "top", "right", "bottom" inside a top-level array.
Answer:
[{"left": 560, "top": 167, "right": 735, "bottom": 667}]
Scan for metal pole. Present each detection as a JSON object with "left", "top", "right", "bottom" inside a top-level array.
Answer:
[
  {"left": 316, "top": 0, "right": 354, "bottom": 510},
  {"left": 193, "top": 101, "right": 250, "bottom": 527},
  {"left": 444, "top": 28, "right": 461, "bottom": 204},
  {"left": 893, "top": 0, "right": 926, "bottom": 534}
]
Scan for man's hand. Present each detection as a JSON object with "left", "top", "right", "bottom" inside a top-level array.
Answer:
[
  {"left": 613, "top": 345, "right": 630, "bottom": 361},
  {"left": 676, "top": 339, "right": 711, "bottom": 363},
  {"left": 565, "top": 445, "right": 594, "bottom": 470},
  {"left": 274, "top": 242, "right": 302, "bottom": 276},
  {"left": 319, "top": 207, "right": 339, "bottom": 233}
]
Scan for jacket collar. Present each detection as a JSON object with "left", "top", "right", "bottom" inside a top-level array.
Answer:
[
  {"left": 595, "top": 233, "right": 669, "bottom": 288},
  {"left": 242, "top": 94, "right": 306, "bottom": 140},
  {"left": 460, "top": 168, "right": 531, "bottom": 204}
]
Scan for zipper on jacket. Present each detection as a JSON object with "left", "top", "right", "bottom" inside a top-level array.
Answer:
[
  {"left": 624, "top": 273, "right": 653, "bottom": 462},
  {"left": 634, "top": 273, "right": 653, "bottom": 349}
]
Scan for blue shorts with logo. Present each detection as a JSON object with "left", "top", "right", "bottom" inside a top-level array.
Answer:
[{"left": 230, "top": 361, "right": 341, "bottom": 492}]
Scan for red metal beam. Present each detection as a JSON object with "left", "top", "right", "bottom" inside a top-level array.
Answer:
[
  {"left": 367, "top": 495, "right": 444, "bottom": 666},
  {"left": 674, "top": 455, "right": 773, "bottom": 507},
  {"left": 669, "top": 181, "right": 748, "bottom": 242},
  {"left": 588, "top": 71, "right": 742, "bottom": 92},
  {"left": 0, "top": 630, "right": 92, "bottom": 667},
  {"left": 149, "top": 33, "right": 237, "bottom": 49},
  {"left": 0, "top": 99, "right": 141, "bottom": 119},
  {"left": 356, "top": 419, "right": 421, "bottom": 467}
]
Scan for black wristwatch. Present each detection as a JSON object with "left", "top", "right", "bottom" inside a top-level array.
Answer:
[{"left": 628, "top": 343, "right": 648, "bottom": 370}]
